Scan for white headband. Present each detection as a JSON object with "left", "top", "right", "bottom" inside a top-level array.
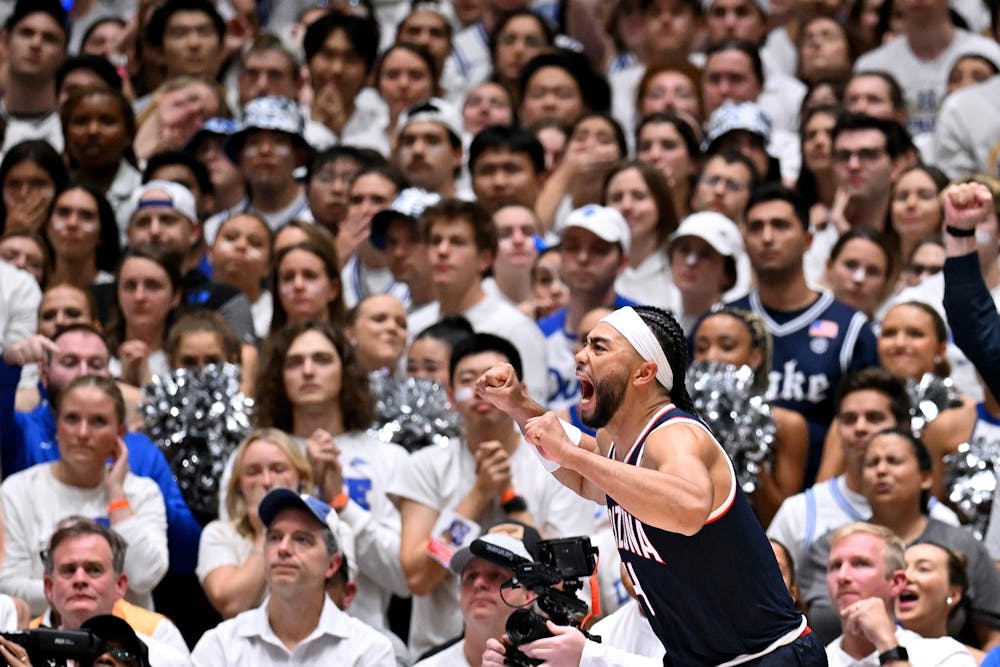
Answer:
[{"left": 600, "top": 307, "right": 673, "bottom": 391}]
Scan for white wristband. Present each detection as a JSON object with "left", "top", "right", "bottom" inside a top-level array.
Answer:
[{"left": 559, "top": 418, "right": 583, "bottom": 446}]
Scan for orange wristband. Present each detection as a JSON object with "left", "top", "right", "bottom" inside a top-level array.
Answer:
[
  {"left": 108, "top": 498, "right": 130, "bottom": 513},
  {"left": 499, "top": 488, "right": 517, "bottom": 504},
  {"left": 330, "top": 491, "right": 349, "bottom": 511}
]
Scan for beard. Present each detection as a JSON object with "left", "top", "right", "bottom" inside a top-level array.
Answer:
[{"left": 581, "top": 370, "right": 628, "bottom": 429}]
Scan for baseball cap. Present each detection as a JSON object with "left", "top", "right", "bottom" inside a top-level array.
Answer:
[
  {"left": 184, "top": 117, "right": 240, "bottom": 155},
  {"left": 224, "top": 96, "right": 311, "bottom": 163},
  {"left": 127, "top": 180, "right": 198, "bottom": 225},
  {"left": 397, "top": 98, "right": 463, "bottom": 143},
  {"left": 81, "top": 615, "right": 151, "bottom": 667},
  {"left": 369, "top": 188, "right": 443, "bottom": 250},
  {"left": 668, "top": 211, "right": 743, "bottom": 257},
  {"left": 449, "top": 521, "right": 541, "bottom": 575},
  {"left": 703, "top": 101, "right": 771, "bottom": 152},
  {"left": 559, "top": 204, "right": 631, "bottom": 254},
  {"left": 258, "top": 488, "right": 332, "bottom": 528}
]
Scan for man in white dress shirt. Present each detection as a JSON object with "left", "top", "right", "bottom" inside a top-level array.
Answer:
[{"left": 192, "top": 489, "right": 394, "bottom": 666}]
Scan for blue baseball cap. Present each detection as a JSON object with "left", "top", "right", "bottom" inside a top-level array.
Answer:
[{"left": 258, "top": 488, "right": 332, "bottom": 528}]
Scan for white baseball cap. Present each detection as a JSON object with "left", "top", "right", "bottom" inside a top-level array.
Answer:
[
  {"left": 127, "top": 180, "right": 198, "bottom": 225},
  {"left": 559, "top": 204, "right": 631, "bottom": 254},
  {"left": 668, "top": 211, "right": 743, "bottom": 257},
  {"left": 397, "top": 98, "right": 463, "bottom": 143}
]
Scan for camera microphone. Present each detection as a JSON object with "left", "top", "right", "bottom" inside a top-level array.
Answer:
[{"left": 470, "top": 538, "right": 530, "bottom": 571}]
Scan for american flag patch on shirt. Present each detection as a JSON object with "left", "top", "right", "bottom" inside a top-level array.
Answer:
[{"left": 810, "top": 320, "right": 839, "bottom": 338}]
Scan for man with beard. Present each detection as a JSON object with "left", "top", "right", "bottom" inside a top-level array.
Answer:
[{"left": 475, "top": 305, "right": 826, "bottom": 666}]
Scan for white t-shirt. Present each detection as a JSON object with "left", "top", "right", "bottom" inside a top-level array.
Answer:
[
  {"left": 826, "top": 626, "right": 975, "bottom": 666},
  {"left": 580, "top": 600, "right": 665, "bottom": 667},
  {"left": 191, "top": 596, "right": 395, "bottom": 666},
  {"left": 615, "top": 251, "right": 674, "bottom": 310},
  {"left": 388, "top": 435, "right": 597, "bottom": 658},
  {"left": 854, "top": 30, "right": 1000, "bottom": 136},
  {"left": 0, "top": 464, "right": 168, "bottom": 614},
  {"left": 412, "top": 639, "right": 470, "bottom": 667}
]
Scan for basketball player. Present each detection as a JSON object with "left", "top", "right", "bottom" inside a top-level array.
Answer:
[{"left": 475, "top": 305, "right": 827, "bottom": 666}]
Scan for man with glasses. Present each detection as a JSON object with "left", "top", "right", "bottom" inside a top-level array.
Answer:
[
  {"left": 691, "top": 149, "right": 761, "bottom": 224},
  {"left": 830, "top": 113, "right": 905, "bottom": 230},
  {"left": 727, "top": 184, "right": 879, "bottom": 488}
]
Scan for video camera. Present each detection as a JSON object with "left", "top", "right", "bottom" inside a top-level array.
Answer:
[
  {"left": 0, "top": 628, "right": 105, "bottom": 667},
  {"left": 472, "top": 535, "right": 599, "bottom": 667}
]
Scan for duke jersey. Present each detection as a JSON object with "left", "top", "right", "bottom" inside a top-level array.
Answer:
[
  {"left": 727, "top": 290, "right": 879, "bottom": 485},
  {"left": 607, "top": 404, "right": 804, "bottom": 667}
]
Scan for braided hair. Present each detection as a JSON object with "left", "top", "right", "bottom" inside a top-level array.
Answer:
[{"left": 632, "top": 305, "right": 698, "bottom": 415}]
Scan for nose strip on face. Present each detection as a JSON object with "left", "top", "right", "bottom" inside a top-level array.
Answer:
[
  {"left": 685, "top": 253, "right": 698, "bottom": 267},
  {"left": 851, "top": 268, "right": 866, "bottom": 283}
]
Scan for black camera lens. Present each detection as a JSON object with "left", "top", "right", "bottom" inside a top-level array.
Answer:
[{"left": 505, "top": 609, "right": 552, "bottom": 646}]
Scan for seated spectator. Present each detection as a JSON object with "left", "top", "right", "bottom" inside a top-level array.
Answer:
[
  {"left": 191, "top": 489, "right": 395, "bottom": 665},
  {"left": 391, "top": 333, "right": 594, "bottom": 657},
  {"left": 0, "top": 375, "right": 168, "bottom": 615},
  {"left": 198, "top": 429, "right": 312, "bottom": 619},
  {"left": 899, "top": 542, "right": 986, "bottom": 663},
  {"left": 345, "top": 295, "right": 408, "bottom": 373},
  {"left": 824, "top": 522, "right": 977, "bottom": 665},
  {"left": 800, "top": 430, "right": 1000, "bottom": 647},
  {"left": 32, "top": 517, "right": 189, "bottom": 663},
  {"left": 406, "top": 316, "right": 475, "bottom": 386},
  {"left": 0, "top": 140, "right": 67, "bottom": 236}
]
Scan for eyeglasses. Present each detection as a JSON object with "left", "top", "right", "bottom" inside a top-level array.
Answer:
[
  {"left": 905, "top": 262, "right": 943, "bottom": 277},
  {"left": 832, "top": 147, "right": 887, "bottom": 164},
  {"left": 699, "top": 174, "right": 747, "bottom": 193}
]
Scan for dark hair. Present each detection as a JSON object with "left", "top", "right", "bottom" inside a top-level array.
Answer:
[
  {"left": 349, "top": 164, "right": 410, "bottom": 194},
  {"left": 305, "top": 146, "right": 383, "bottom": 185},
  {"left": 832, "top": 111, "right": 906, "bottom": 160},
  {"left": 912, "top": 541, "right": 969, "bottom": 615},
  {"left": 603, "top": 160, "right": 678, "bottom": 247},
  {"left": 570, "top": 112, "right": 628, "bottom": 160},
  {"left": 518, "top": 49, "right": 611, "bottom": 116},
  {"left": 869, "top": 427, "right": 932, "bottom": 513},
  {"left": 702, "top": 148, "right": 761, "bottom": 192},
  {"left": 636, "top": 112, "right": 702, "bottom": 163},
  {"left": 705, "top": 40, "right": 765, "bottom": 88},
  {"left": 469, "top": 125, "right": 545, "bottom": 175},
  {"left": 50, "top": 322, "right": 108, "bottom": 354},
  {"left": 4, "top": 0, "right": 67, "bottom": 39},
  {"left": 632, "top": 306, "right": 697, "bottom": 413},
  {"left": 53, "top": 181, "right": 121, "bottom": 275},
  {"left": 401, "top": 99, "right": 463, "bottom": 148},
  {"left": 146, "top": 0, "right": 225, "bottom": 48},
  {"left": 846, "top": 71, "right": 906, "bottom": 113},
  {"left": 270, "top": 240, "right": 345, "bottom": 334},
  {"left": 420, "top": 197, "right": 498, "bottom": 255},
  {"left": 769, "top": 538, "right": 796, "bottom": 587},
  {"left": 80, "top": 17, "right": 126, "bottom": 52},
  {"left": 143, "top": 149, "right": 215, "bottom": 197},
  {"left": 490, "top": 10, "right": 556, "bottom": 68},
  {"left": 164, "top": 309, "right": 241, "bottom": 364},
  {"left": 827, "top": 226, "right": 899, "bottom": 301},
  {"left": 449, "top": 332, "right": 523, "bottom": 384},
  {"left": 0, "top": 140, "right": 69, "bottom": 235},
  {"left": 884, "top": 300, "right": 950, "bottom": 377},
  {"left": 949, "top": 53, "right": 1000, "bottom": 82},
  {"left": 415, "top": 315, "right": 475, "bottom": 348},
  {"left": 836, "top": 366, "right": 910, "bottom": 427},
  {"left": 795, "top": 104, "right": 840, "bottom": 206},
  {"left": 256, "top": 320, "right": 375, "bottom": 432},
  {"left": 639, "top": 0, "right": 701, "bottom": 17},
  {"left": 105, "top": 245, "right": 184, "bottom": 351},
  {"left": 691, "top": 307, "right": 771, "bottom": 392},
  {"left": 60, "top": 86, "right": 137, "bottom": 168},
  {"left": 375, "top": 42, "right": 440, "bottom": 96},
  {"left": 895, "top": 163, "right": 949, "bottom": 194},
  {"left": 44, "top": 516, "right": 127, "bottom": 575},
  {"left": 55, "top": 55, "right": 122, "bottom": 93},
  {"left": 303, "top": 12, "right": 381, "bottom": 74},
  {"left": 745, "top": 183, "right": 810, "bottom": 231}
]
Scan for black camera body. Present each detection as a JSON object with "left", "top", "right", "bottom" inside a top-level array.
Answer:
[
  {"left": 1, "top": 628, "right": 104, "bottom": 666},
  {"left": 500, "top": 537, "right": 600, "bottom": 667}
]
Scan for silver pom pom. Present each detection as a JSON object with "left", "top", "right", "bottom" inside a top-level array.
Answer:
[
  {"left": 367, "top": 371, "right": 462, "bottom": 452},
  {"left": 906, "top": 373, "right": 963, "bottom": 435},
  {"left": 943, "top": 437, "right": 999, "bottom": 540},
  {"left": 686, "top": 360, "right": 777, "bottom": 495},
  {"left": 141, "top": 363, "right": 254, "bottom": 520}
]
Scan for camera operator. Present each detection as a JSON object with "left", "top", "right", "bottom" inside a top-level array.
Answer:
[
  {"left": 482, "top": 563, "right": 665, "bottom": 667},
  {"left": 415, "top": 523, "right": 540, "bottom": 667}
]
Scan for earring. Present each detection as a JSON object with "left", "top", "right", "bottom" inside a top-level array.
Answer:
[{"left": 946, "top": 596, "right": 954, "bottom": 606}]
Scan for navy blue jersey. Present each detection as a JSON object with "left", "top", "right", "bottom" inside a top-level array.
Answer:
[
  {"left": 607, "top": 405, "right": 804, "bottom": 667},
  {"left": 726, "top": 291, "right": 879, "bottom": 485}
]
